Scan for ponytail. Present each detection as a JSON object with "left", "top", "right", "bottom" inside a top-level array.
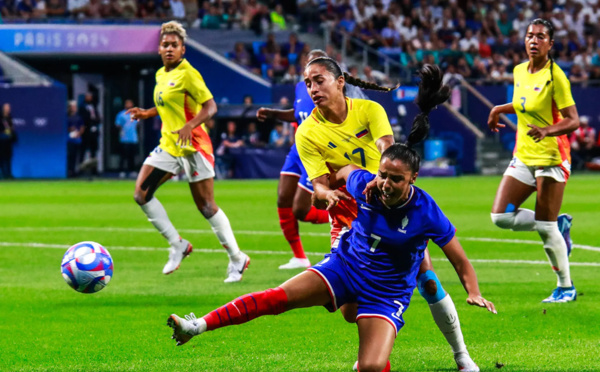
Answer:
[
  {"left": 407, "top": 64, "right": 451, "bottom": 147},
  {"left": 381, "top": 64, "right": 450, "bottom": 174}
]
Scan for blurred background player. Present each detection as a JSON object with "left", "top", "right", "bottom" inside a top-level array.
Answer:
[
  {"left": 115, "top": 99, "right": 140, "bottom": 179},
  {"left": 66, "top": 100, "right": 84, "bottom": 178},
  {"left": 0, "top": 102, "right": 16, "bottom": 179},
  {"left": 488, "top": 19, "right": 580, "bottom": 303},
  {"left": 167, "top": 117, "right": 496, "bottom": 372},
  {"left": 296, "top": 61, "right": 480, "bottom": 372},
  {"left": 127, "top": 21, "right": 249, "bottom": 283},
  {"left": 256, "top": 49, "right": 368, "bottom": 270}
]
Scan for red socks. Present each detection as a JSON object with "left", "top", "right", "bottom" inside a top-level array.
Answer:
[
  {"left": 203, "top": 287, "right": 288, "bottom": 331},
  {"left": 278, "top": 207, "right": 307, "bottom": 259},
  {"left": 357, "top": 360, "right": 391, "bottom": 372},
  {"left": 302, "top": 206, "right": 329, "bottom": 224}
]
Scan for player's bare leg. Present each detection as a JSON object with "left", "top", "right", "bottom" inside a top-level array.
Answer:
[
  {"left": 189, "top": 178, "right": 249, "bottom": 283},
  {"left": 134, "top": 165, "right": 191, "bottom": 274},
  {"left": 356, "top": 317, "right": 394, "bottom": 372}
]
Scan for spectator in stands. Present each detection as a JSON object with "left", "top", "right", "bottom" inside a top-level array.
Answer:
[
  {"left": 281, "top": 64, "right": 300, "bottom": 84},
  {"left": 182, "top": 0, "right": 198, "bottom": 28},
  {"left": 381, "top": 19, "right": 401, "bottom": 47},
  {"left": 138, "top": 0, "right": 158, "bottom": 18},
  {"left": 17, "top": 0, "right": 40, "bottom": 18},
  {"left": 84, "top": 0, "right": 103, "bottom": 18},
  {"left": 243, "top": 121, "right": 264, "bottom": 148},
  {"left": 269, "top": 122, "right": 289, "bottom": 148},
  {"left": 156, "top": 0, "right": 172, "bottom": 19},
  {"left": 241, "top": 95, "right": 255, "bottom": 117},
  {"left": 459, "top": 28, "right": 479, "bottom": 52},
  {"left": 0, "top": 103, "right": 16, "bottom": 179},
  {"left": 570, "top": 64, "right": 589, "bottom": 85},
  {"left": 282, "top": 32, "right": 304, "bottom": 59},
  {"left": 105, "top": 0, "right": 123, "bottom": 18},
  {"left": 115, "top": 99, "right": 139, "bottom": 178},
  {"left": 201, "top": 3, "right": 222, "bottom": 29},
  {"left": 570, "top": 115, "right": 597, "bottom": 170},
  {"left": 216, "top": 121, "right": 244, "bottom": 179},
  {"left": 249, "top": 3, "right": 271, "bottom": 36},
  {"left": 270, "top": 3, "right": 286, "bottom": 31},
  {"left": 361, "top": 65, "right": 390, "bottom": 87},
  {"left": 45, "top": 0, "right": 66, "bottom": 17},
  {"left": 229, "top": 42, "right": 253, "bottom": 70},
  {"left": 224, "top": 0, "right": 242, "bottom": 30},
  {"left": 442, "top": 64, "right": 464, "bottom": 87},
  {"left": 67, "top": 100, "right": 84, "bottom": 178}
]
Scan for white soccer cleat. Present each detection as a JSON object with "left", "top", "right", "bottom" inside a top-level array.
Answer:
[
  {"left": 162, "top": 238, "right": 193, "bottom": 275},
  {"left": 455, "top": 352, "right": 479, "bottom": 372},
  {"left": 224, "top": 252, "right": 251, "bottom": 283},
  {"left": 352, "top": 361, "right": 358, "bottom": 371},
  {"left": 278, "top": 257, "right": 311, "bottom": 270},
  {"left": 167, "top": 312, "right": 204, "bottom": 346}
]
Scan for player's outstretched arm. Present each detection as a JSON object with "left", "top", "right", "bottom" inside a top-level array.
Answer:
[
  {"left": 256, "top": 108, "right": 296, "bottom": 122},
  {"left": 487, "top": 103, "right": 514, "bottom": 132},
  {"left": 311, "top": 171, "right": 353, "bottom": 211},
  {"left": 441, "top": 237, "right": 497, "bottom": 314},
  {"left": 126, "top": 107, "right": 158, "bottom": 120}
]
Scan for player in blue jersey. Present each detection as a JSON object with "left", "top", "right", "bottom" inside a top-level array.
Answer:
[
  {"left": 167, "top": 72, "right": 496, "bottom": 372},
  {"left": 257, "top": 49, "right": 370, "bottom": 270}
]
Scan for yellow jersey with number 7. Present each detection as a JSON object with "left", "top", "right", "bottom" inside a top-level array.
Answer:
[
  {"left": 296, "top": 97, "right": 393, "bottom": 180},
  {"left": 154, "top": 59, "right": 214, "bottom": 163},
  {"left": 512, "top": 60, "right": 575, "bottom": 167}
]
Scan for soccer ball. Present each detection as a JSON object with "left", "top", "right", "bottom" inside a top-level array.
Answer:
[{"left": 61, "top": 241, "right": 113, "bottom": 293}]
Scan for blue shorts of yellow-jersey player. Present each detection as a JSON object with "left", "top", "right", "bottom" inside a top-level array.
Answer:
[
  {"left": 280, "top": 144, "right": 314, "bottom": 193},
  {"left": 308, "top": 251, "right": 413, "bottom": 335}
]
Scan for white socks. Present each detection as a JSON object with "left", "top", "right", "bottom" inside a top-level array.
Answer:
[
  {"left": 208, "top": 209, "right": 241, "bottom": 260},
  {"left": 140, "top": 198, "right": 180, "bottom": 246},
  {"left": 491, "top": 209, "right": 536, "bottom": 231},
  {"left": 429, "top": 294, "right": 467, "bottom": 355},
  {"left": 536, "top": 220, "right": 572, "bottom": 288}
]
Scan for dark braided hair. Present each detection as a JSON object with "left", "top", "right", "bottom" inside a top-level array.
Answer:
[
  {"left": 527, "top": 18, "right": 555, "bottom": 86},
  {"left": 305, "top": 57, "right": 399, "bottom": 95},
  {"left": 381, "top": 64, "right": 450, "bottom": 173}
]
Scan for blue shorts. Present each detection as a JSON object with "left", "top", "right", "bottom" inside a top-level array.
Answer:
[
  {"left": 308, "top": 251, "right": 411, "bottom": 335},
  {"left": 280, "top": 144, "right": 314, "bottom": 193}
]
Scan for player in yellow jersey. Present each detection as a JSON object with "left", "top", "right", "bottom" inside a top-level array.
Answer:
[
  {"left": 488, "top": 19, "right": 580, "bottom": 303},
  {"left": 297, "top": 61, "right": 481, "bottom": 372},
  {"left": 126, "top": 21, "right": 249, "bottom": 283}
]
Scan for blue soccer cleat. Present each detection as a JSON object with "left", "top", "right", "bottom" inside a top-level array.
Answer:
[
  {"left": 542, "top": 286, "right": 577, "bottom": 303},
  {"left": 557, "top": 214, "right": 573, "bottom": 256}
]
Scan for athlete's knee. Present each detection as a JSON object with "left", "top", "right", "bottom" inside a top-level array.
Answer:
[
  {"left": 198, "top": 202, "right": 218, "bottom": 219},
  {"left": 417, "top": 270, "right": 446, "bottom": 304},
  {"left": 133, "top": 190, "right": 149, "bottom": 205},
  {"left": 357, "top": 358, "right": 388, "bottom": 372},
  {"left": 491, "top": 212, "right": 515, "bottom": 229},
  {"left": 292, "top": 202, "right": 310, "bottom": 221}
]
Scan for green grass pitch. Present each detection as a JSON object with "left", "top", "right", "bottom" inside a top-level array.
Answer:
[{"left": 1, "top": 175, "right": 599, "bottom": 371}]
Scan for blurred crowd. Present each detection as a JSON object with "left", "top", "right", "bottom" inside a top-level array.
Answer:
[{"left": 5, "top": 0, "right": 600, "bottom": 85}]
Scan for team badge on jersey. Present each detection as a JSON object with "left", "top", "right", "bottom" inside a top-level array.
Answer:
[
  {"left": 533, "top": 86, "right": 541, "bottom": 92},
  {"left": 398, "top": 216, "right": 409, "bottom": 234}
]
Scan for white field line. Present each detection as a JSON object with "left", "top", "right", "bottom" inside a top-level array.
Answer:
[
  {"left": 1, "top": 241, "right": 599, "bottom": 267},
  {"left": 1, "top": 226, "right": 599, "bottom": 252}
]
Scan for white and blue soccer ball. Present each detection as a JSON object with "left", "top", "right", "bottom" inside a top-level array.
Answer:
[{"left": 61, "top": 241, "right": 113, "bottom": 294}]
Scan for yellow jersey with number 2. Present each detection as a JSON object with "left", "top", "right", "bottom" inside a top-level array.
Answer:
[
  {"left": 154, "top": 58, "right": 214, "bottom": 163},
  {"left": 296, "top": 97, "right": 393, "bottom": 181},
  {"left": 512, "top": 60, "right": 575, "bottom": 167}
]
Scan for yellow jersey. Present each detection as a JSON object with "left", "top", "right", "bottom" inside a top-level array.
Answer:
[
  {"left": 512, "top": 60, "right": 575, "bottom": 166},
  {"left": 154, "top": 59, "right": 214, "bottom": 162},
  {"left": 296, "top": 97, "right": 393, "bottom": 180}
]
